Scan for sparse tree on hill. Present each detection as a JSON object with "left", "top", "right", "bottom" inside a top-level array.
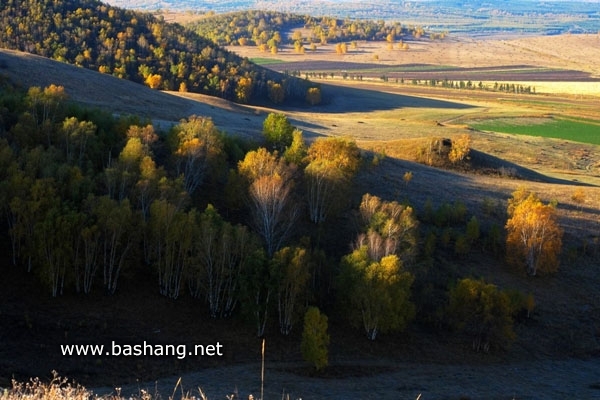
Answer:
[
  {"left": 267, "top": 81, "right": 285, "bottom": 104},
  {"left": 235, "top": 76, "right": 253, "bottom": 103},
  {"left": 262, "top": 113, "right": 295, "bottom": 153},
  {"left": 306, "top": 87, "right": 322, "bottom": 105},
  {"left": 505, "top": 188, "right": 563, "bottom": 275},
  {"left": 448, "top": 134, "right": 471, "bottom": 164}
]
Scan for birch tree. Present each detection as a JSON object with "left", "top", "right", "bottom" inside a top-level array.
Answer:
[
  {"left": 170, "top": 116, "right": 223, "bottom": 195},
  {"left": 358, "top": 193, "right": 419, "bottom": 263},
  {"left": 149, "top": 199, "right": 195, "bottom": 299},
  {"left": 339, "top": 246, "right": 415, "bottom": 340},
  {"left": 304, "top": 137, "right": 360, "bottom": 223},
  {"left": 506, "top": 188, "right": 563, "bottom": 275},
  {"left": 188, "top": 205, "right": 258, "bottom": 318},
  {"left": 92, "top": 196, "right": 134, "bottom": 294},
  {"left": 238, "top": 148, "right": 298, "bottom": 256},
  {"left": 271, "top": 246, "right": 311, "bottom": 335}
]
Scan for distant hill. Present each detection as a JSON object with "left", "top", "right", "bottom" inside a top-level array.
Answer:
[
  {"left": 186, "top": 10, "right": 411, "bottom": 48},
  {"left": 106, "top": 0, "right": 600, "bottom": 36},
  {"left": 0, "top": 0, "right": 315, "bottom": 104}
]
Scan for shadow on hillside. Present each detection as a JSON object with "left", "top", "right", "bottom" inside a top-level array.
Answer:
[
  {"left": 309, "top": 82, "right": 475, "bottom": 114},
  {"left": 469, "top": 150, "right": 596, "bottom": 186},
  {"left": 354, "top": 155, "right": 510, "bottom": 214}
]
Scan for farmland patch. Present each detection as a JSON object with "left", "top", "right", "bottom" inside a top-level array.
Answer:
[{"left": 469, "top": 117, "right": 600, "bottom": 145}]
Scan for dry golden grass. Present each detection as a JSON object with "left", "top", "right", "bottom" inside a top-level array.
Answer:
[{"left": 0, "top": 373, "right": 209, "bottom": 400}]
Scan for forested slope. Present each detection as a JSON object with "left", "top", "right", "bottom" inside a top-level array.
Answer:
[{"left": 0, "top": 0, "right": 314, "bottom": 104}]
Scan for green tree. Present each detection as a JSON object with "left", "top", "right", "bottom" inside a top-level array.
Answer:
[
  {"left": 149, "top": 199, "right": 195, "bottom": 299},
  {"left": 58, "top": 117, "right": 97, "bottom": 167},
  {"left": 92, "top": 196, "right": 134, "bottom": 294},
  {"left": 188, "top": 205, "right": 259, "bottom": 318},
  {"left": 283, "top": 129, "right": 307, "bottom": 165},
  {"left": 271, "top": 246, "right": 311, "bottom": 335},
  {"left": 262, "top": 113, "right": 294, "bottom": 153},
  {"left": 448, "top": 278, "right": 516, "bottom": 351},
  {"left": 240, "top": 248, "right": 273, "bottom": 337},
  {"left": 35, "top": 203, "right": 82, "bottom": 297},
  {"left": 338, "top": 246, "right": 415, "bottom": 340},
  {"left": 301, "top": 306, "right": 329, "bottom": 371}
]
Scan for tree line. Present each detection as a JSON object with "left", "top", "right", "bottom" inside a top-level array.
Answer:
[
  {"left": 0, "top": 0, "right": 318, "bottom": 104},
  {"left": 0, "top": 80, "right": 564, "bottom": 358}
]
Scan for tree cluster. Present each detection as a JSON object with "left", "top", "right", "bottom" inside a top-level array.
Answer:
[
  {"left": 0, "top": 80, "right": 563, "bottom": 356},
  {"left": 188, "top": 10, "right": 414, "bottom": 50}
]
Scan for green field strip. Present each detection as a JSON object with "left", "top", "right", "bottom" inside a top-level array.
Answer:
[
  {"left": 250, "top": 57, "right": 286, "bottom": 65},
  {"left": 470, "top": 117, "right": 600, "bottom": 145}
]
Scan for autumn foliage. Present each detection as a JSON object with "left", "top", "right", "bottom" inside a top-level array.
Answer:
[{"left": 505, "top": 188, "right": 563, "bottom": 275}]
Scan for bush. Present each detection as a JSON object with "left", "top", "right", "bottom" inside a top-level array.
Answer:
[
  {"left": 448, "top": 278, "right": 516, "bottom": 352},
  {"left": 301, "top": 306, "right": 329, "bottom": 371}
]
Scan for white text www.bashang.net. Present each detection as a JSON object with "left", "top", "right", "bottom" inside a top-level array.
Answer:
[{"left": 61, "top": 341, "right": 223, "bottom": 360}]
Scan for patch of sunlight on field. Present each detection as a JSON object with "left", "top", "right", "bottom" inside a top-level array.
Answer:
[{"left": 482, "top": 81, "right": 600, "bottom": 96}]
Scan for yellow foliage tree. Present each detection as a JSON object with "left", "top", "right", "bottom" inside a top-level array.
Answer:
[
  {"left": 304, "top": 137, "right": 360, "bottom": 223},
  {"left": 235, "top": 76, "right": 253, "bottom": 103},
  {"left": 506, "top": 188, "right": 563, "bottom": 275},
  {"left": 145, "top": 74, "right": 162, "bottom": 89},
  {"left": 306, "top": 87, "right": 322, "bottom": 105},
  {"left": 448, "top": 134, "right": 471, "bottom": 164},
  {"left": 267, "top": 81, "right": 285, "bottom": 104}
]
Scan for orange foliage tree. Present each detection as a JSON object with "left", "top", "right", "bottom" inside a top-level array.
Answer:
[{"left": 505, "top": 188, "right": 563, "bottom": 275}]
